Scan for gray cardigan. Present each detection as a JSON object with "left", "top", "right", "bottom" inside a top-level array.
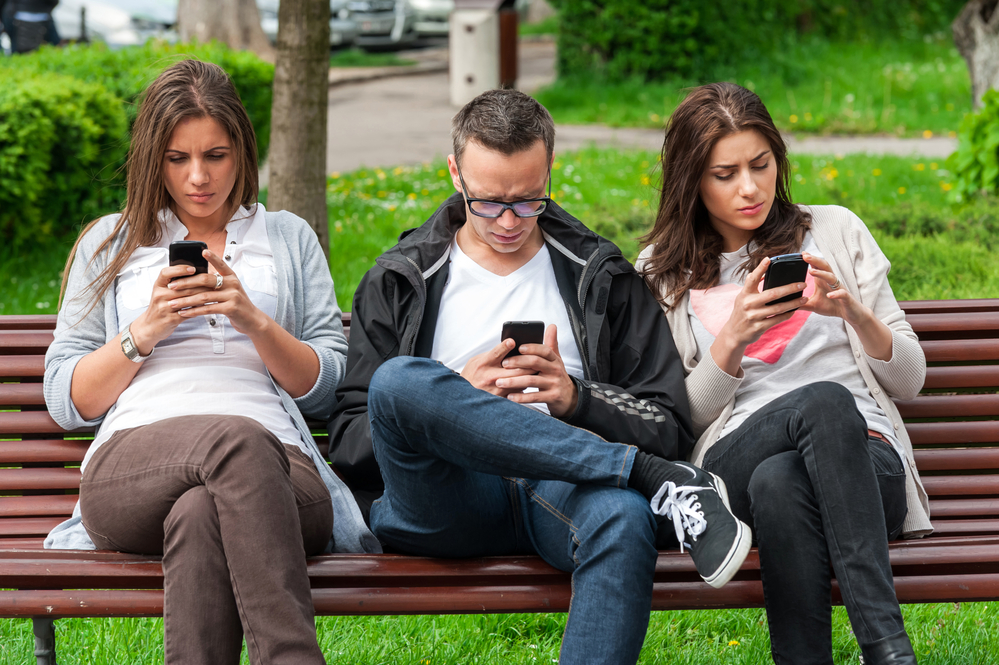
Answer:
[
  {"left": 637, "top": 205, "right": 932, "bottom": 537},
  {"left": 43, "top": 207, "right": 381, "bottom": 553}
]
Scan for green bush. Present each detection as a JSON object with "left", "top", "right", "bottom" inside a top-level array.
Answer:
[
  {"left": 947, "top": 89, "right": 999, "bottom": 201},
  {"left": 0, "top": 72, "right": 129, "bottom": 247},
  {"left": 0, "top": 41, "right": 275, "bottom": 162},
  {"left": 547, "top": 0, "right": 966, "bottom": 80},
  {"left": 0, "top": 41, "right": 274, "bottom": 245}
]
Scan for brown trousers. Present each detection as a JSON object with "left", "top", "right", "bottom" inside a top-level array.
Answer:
[{"left": 80, "top": 415, "right": 334, "bottom": 665}]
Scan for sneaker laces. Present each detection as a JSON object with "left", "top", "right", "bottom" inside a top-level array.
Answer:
[{"left": 650, "top": 482, "right": 708, "bottom": 553}]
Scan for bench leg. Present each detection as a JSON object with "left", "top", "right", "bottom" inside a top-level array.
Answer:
[{"left": 32, "top": 617, "right": 57, "bottom": 665}]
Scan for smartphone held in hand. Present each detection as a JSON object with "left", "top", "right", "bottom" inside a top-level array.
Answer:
[
  {"left": 169, "top": 241, "right": 209, "bottom": 281},
  {"left": 501, "top": 321, "right": 545, "bottom": 358},
  {"left": 763, "top": 253, "right": 809, "bottom": 306}
]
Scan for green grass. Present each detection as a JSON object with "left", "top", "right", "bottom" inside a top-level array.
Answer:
[
  {"left": 534, "top": 37, "right": 971, "bottom": 137},
  {"left": 519, "top": 15, "right": 558, "bottom": 37},
  {"left": 329, "top": 48, "right": 416, "bottom": 68},
  {"left": 3, "top": 602, "right": 999, "bottom": 663}
]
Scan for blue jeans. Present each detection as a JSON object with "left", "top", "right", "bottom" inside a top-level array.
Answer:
[
  {"left": 702, "top": 382, "right": 908, "bottom": 665},
  {"left": 368, "top": 357, "right": 658, "bottom": 665}
]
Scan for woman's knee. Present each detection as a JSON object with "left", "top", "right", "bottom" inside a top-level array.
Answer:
[
  {"left": 163, "top": 486, "right": 220, "bottom": 553},
  {"left": 747, "top": 452, "right": 816, "bottom": 527},
  {"left": 211, "top": 415, "right": 287, "bottom": 461}
]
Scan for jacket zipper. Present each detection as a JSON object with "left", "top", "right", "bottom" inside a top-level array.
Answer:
[{"left": 403, "top": 256, "right": 426, "bottom": 357}]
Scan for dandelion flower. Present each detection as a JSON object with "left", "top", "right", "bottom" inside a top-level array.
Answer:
[
  {"left": 923, "top": 130, "right": 933, "bottom": 139},
  {"left": 897, "top": 187, "right": 906, "bottom": 194},
  {"left": 930, "top": 162, "right": 939, "bottom": 170},
  {"left": 790, "top": 114, "right": 799, "bottom": 123},
  {"left": 914, "top": 163, "right": 925, "bottom": 171},
  {"left": 729, "top": 640, "right": 740, "bottom": 646},
  {"left": 941, "top": 182, "right": 953, "bottom": 191},
  {"left": 872, "top": 169, "right": 882, "bottom": 176}
]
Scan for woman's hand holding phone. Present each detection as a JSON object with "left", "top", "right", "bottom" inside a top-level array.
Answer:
[
  {"left": 710, "top": 257, "right": 808, "bottom": 376},
  {"left": 167, "top": 250, "right": 268, "bottom": 335},
  {"left": 800, "top": 253, "right": 893, "bottom": 361}
]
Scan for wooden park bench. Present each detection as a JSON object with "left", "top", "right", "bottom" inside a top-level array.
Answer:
[{"left": 2, "top": 300, "right": 998, "bottom": 664}]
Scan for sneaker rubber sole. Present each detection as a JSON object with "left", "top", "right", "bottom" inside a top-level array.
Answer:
[{"left": 700, "top": 472, "right": 752, "bottom": 589}]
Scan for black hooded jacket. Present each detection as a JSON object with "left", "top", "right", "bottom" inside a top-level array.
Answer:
[{"left": 327, "top": 194, "right": 694, "bottom": 520}]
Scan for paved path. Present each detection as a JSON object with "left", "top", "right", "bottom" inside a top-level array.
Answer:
[{"left": 261, "top": 39, "right": 957, "bottom": 183}]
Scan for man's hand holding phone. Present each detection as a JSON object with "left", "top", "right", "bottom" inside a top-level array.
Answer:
[{"left": 496, "top": 324, "right": 578, "bottom": 418}]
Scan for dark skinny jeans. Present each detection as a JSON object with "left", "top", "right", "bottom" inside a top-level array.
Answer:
[{"left": 701, "top": 382, "right": 908, "bottom": 665}]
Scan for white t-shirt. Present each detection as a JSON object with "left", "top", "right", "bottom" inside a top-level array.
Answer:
[
  {"left": 687, "top": 233, "right": 903, "bottom": 459},
  {"left": 81, "top": 205, "right": 307, "bottom": 472},
  {"left": 431, "top": 238, "right": 584, "bottom": 415}
]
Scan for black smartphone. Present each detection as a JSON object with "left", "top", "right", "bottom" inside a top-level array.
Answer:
[
  {"left": 169, "top": 241, "right": 209, "bottom": 282},
  {"left": 762, "top": 253, "right": 809, "bottom": 306},
  {"left": 501, "top": 321, "right": 545, "bottom": 358}
]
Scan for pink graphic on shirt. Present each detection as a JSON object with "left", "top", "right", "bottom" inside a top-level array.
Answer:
[{"left": 690, "top": 274, "right": 817, "bottom": 364}]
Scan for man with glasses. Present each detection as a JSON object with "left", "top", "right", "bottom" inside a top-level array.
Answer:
[{"left": 328, "top": 89, "right": 750, "bottom": 664}]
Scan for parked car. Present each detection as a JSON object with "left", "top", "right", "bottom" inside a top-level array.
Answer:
[
  {"left": 348, "top": 0, "right": 415, "bottom": 49},
  {"left": 405, "top": 0, "right": 532, "bottom": 38},
  {"left": 258, "top": 0, "right": 359, "bottom": 48},
  {"left": 52, "top": 0, "right": 177, "bottom": 48}
]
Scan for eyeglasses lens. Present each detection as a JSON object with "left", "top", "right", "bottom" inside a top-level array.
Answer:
[{"left": 469, "top": 199, "right": 548, "bottom": 218}]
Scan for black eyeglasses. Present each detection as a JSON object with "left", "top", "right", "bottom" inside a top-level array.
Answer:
[{"left": 455, "top": 162, "right": 551, "bottom": 218}]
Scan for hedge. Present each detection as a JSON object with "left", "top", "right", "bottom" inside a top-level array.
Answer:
[
  {"left": 547, "top": 0, "right": 968, "bottom": 80},
  {"left": 948, "top": 88, "right": 999, "bottom": 202},
  {"left": 0, "top": 41, "right": 274, "bottom": 245},
  {"left": 0, "top": 72, "right": 128, "bottom": 247}
]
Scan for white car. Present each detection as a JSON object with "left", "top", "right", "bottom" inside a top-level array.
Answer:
[
  {"left": 348, "top": 0, "right": 416, "bottom": 48},
  {"left": 258, "top": 0, "right": 360, "bottom": 48},
  {"left": 405, "top": 0, "right": 531, "bottom": 38},
  {"left": 52, "top": 0, "right": 177, "bottom": 48}
]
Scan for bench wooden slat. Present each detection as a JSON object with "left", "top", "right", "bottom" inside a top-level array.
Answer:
[
  {"left": 0, "top": 439, "right": 89, "bottom": 464},
  {"left": 896, "top": 394, "right": 999, "bottom": 419},
  {"left": 0, "top": 355, "right": 45, "bottom": 379},
  {"left": 914, "top": 448, "right": 999, "bottom": 471},
  {"left": 0, "top": 495, "right": 79, "bottom": 518},
  {"left": 921, "top": 475, "right": 999, "bottom": 496},
  {"left": 920, "top": 339, "right": 999, "bottom": 363},
  {"left": 928, "top": 498, "right": 999, "bottom": 517},
  {"left": 923, "top": 366, "right": 999, "bottom": 390},
  {"left": 0, "top": 517, "right": 65, "bottom": 537},
  {"left": 0, "top": 331, "right": 54, "bottom": 353},
  {"left": 0, "top": 316, "right": 58, "bottom": 331},
  {"left": 0, "top": 411, "right": 92, "bottom": 436},
  {"left": 908, "top": 421, "right": 999, "bottom": 445},
  {"left": 899, "top": 300, "right": 999, "bottom": 314},
  {"left": 906, "top": 311, "right": 999, "bottom": 335},
  {"left": 928, "top": 519, "right": 999, "bottom": 536},
  {"left": 0, "top": 383, "right": 45, "bottom": 407},
  {"left": 0, "top": 468, "right": 80, "bottom": 490}
]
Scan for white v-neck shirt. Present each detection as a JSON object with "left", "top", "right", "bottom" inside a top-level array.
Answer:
[{"left": 431, "top": 239, "right": 584, "bottom": 415}]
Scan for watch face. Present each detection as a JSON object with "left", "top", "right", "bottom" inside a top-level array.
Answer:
[{"left": 122, "top": 337, "right": 135, "bottom": 354}]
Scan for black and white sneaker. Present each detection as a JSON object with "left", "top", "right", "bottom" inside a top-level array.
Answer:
[{"left": 650, "top": 461, "right": 751, "bottom": 588}]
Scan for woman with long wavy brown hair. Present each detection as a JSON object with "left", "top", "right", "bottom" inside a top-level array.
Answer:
[
  {"left": 43, "top": 59, "right": 378, "bottom": 664},
  {"left": 638, "top": 82, "right": 928, "bottom": 665}
]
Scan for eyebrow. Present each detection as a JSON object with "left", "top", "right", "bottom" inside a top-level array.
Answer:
[
  {"left": 709, "top": 150, "right": 771, "bottom": 170},
  {"left": 164, "top": 145, "right": 232, "bottom": 155}
]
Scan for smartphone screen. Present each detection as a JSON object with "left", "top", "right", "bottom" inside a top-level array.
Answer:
[
  {"left": 501, "top": 321, "right": 545, "bottom": 358},
  {"left": 762, "top": 253, "right": 809, "bottom": 306},
  {"left": 169, "top": 241, "right": 209, "bottom": 281}
]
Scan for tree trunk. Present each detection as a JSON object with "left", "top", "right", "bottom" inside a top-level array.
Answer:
[
  {"left": 267, "top": 0, "right": 331, "bottom": 258},
  {"left": 177, "top": 0, "right": 275, "bottom": 62},
  {"left": 954, "top": 0, "right": 999, "bottom": 109}
]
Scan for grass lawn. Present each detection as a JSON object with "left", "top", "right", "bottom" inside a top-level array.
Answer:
[
  {"left": 1, "top": 147, "right": 997, "bottom": 660},
  {"left": 2, "top": 601, "right": 998, "bottom": 663},
  {"left": 329, "top": 48, "right": 416, "bottom": 68},
  {"left": 534, "top": 37, "right": 971, "bottom": 138}
]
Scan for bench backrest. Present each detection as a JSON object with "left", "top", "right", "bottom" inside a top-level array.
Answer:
[{"left": 1, "top": 303, "right": 997, "bottom": 548}]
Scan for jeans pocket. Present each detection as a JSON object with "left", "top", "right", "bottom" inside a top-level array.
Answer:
[{"left": 869, "top": 438, "right": 907, "bottom": 540}]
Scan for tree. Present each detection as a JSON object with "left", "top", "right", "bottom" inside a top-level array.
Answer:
[
  {"left": 267, "top": 0, "right": 332, "bottom": 257},
  {"left": 177, "top": 0, "right": 275, "bottom": 62},
  {"left": 954, "top": 0, "right": 999, "bottom": 109}
]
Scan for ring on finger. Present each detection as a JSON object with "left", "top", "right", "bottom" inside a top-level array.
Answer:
[
  {"left": 831, "top": 279, "right": 841, "bottom": 290},
  {"left": 214, "top": 274, "right": 224, "bottom": 291}
]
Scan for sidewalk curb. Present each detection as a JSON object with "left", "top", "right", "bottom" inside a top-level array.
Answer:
[{"left": 329, "top": 59, "right": 447, "bottom": 86}]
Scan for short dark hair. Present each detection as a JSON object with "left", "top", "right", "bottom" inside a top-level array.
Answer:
[{"left": 451, "top": 89, "right": 555, "bottom": 166}]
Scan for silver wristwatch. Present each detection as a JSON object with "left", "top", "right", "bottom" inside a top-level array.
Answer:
[{"left": 120, "top": 323, "right": 151, "bottom": 363}]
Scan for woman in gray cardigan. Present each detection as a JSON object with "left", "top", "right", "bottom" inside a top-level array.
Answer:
[
  {"left": 44, "top": 60, "right": 377, "bottom": 665},
  {"left": 638, "top": 82, "right": 926, "bottom": 665}
]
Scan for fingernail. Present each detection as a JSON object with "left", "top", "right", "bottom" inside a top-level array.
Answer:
[
  {"left": 496, "top": 379, "right": 506, "bottom": 387},
  {"left": 188, "top": 266, "right": 195, "bottom": 272}
]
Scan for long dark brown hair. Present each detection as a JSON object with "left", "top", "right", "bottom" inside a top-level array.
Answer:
[
  {"left": 640, "top": 82, "right": 810, "bottom": 309},
  {"left": 59, "top": 59, "right": 259, "bottom": 310}
]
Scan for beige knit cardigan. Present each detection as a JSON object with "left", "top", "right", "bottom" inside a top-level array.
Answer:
[{"left": 636, "top": 205, "right": 932, "bottom": 537}]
